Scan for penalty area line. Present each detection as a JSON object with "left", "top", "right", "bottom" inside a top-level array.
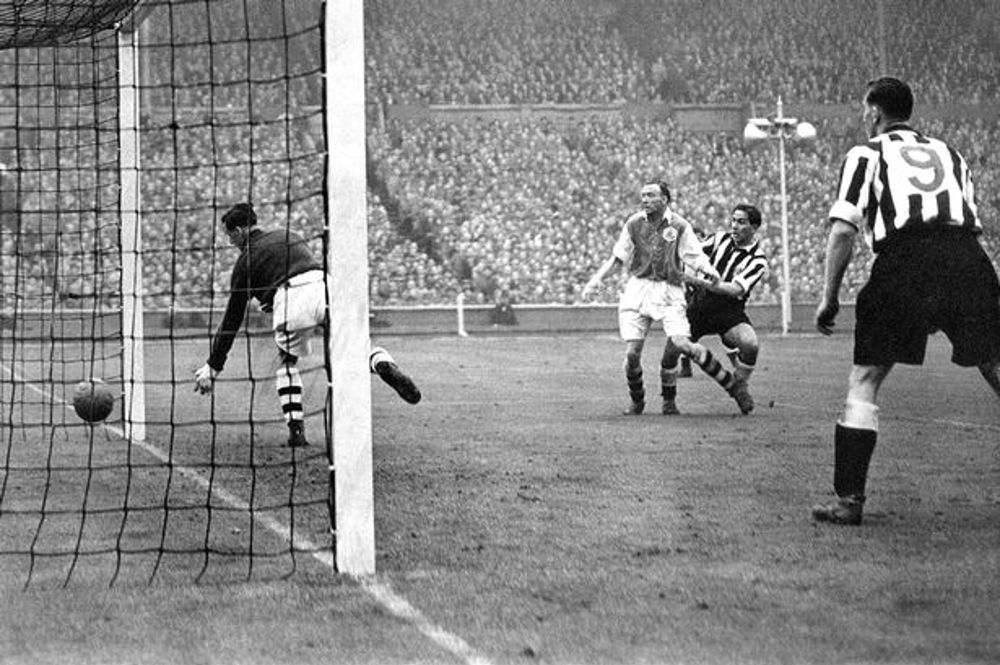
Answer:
[{"left": 1, "top": 362, "right": 493, "bottom": 665}]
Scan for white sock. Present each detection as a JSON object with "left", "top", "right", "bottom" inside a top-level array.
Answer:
[{"left": 368, "top": 346, "right": 394, "bottom": 373}]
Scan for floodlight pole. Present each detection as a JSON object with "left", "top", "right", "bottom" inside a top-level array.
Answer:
[
  {"left": 776, "top": 99, "right": 792, "bottom": 336},
  {"left": 743, "top": 97, "right": 815, "bottom": 335}
]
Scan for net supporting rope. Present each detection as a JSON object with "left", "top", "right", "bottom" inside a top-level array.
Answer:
[{"left": 0, "top": 0, "right": 333, "bottom": 588}]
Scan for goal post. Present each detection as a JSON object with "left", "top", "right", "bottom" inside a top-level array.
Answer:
[
  {"left": 0, "top": 0, "right": 379, "bottom": 585},
  {"left": 117, "top": 19, "right": 147, "bottom": 443},
  {"left": 324, "top": 0, "right": 376, "bottom": 576}
]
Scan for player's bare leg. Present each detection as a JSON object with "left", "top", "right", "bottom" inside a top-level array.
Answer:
[
  {"left": 978, "top": 361, "right": 1000, "bottom": 402},
  {"left": 659, "top": 344, "right": 681, "bottom": 415},
  {"left": 812, "top": 364, "right": 891, "bottom": 525},
  {"left": 721, "top": 323, "right": 759, "bottom": 384},
  {"left": 623, "top": 339, "right": 646, "bottom": 415}
]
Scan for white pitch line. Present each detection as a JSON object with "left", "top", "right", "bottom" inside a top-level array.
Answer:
[{"left": 1, "top": 362, "right": 493, "bottom": 665}]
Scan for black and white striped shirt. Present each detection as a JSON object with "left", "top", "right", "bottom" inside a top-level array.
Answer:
[
  {"left": 829, "top": 125, "right": 980, "bottom": 253},
  {"left": 700, "top": 231, "right": 768, "bottom": 301}
]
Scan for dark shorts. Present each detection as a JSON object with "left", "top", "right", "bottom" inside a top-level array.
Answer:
[
  {"left": 687, "top": 290, "right": 751, "bottom": 342},
  {"left": 855, "top": 229, "right": 1000, "bottom": 367}
]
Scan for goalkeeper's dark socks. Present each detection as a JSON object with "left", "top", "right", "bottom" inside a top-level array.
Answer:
[{"left": 833, "top": 423, "right": 877, "bottom": 499}]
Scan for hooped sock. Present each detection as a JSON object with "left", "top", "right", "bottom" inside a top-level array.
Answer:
[
  {"left": 660, "top": 362, "right": 678, "bottom": 400},
  {"left": 690, "top": 344, "right": 736, "bottom": 392},
  {"left": 625, "top": 356, "right": 644, "bottom": 404},
  {"left": 276, "top": 364, "right": 304, "bottom": 424}
]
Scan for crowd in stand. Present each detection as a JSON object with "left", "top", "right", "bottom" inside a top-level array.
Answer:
[
  {"left": 3, "top": 0, "right": 999, "bottom": 312},
  {"left": 365, "top": 110, "right": 1000, "bottom": 307},
  {"left": 9, "top": 108, "right": 990, "bottom": 311},
  {"left": 359, "top": 0, "right": 1000, "bottom": 307},
  {"left": 370, "top": 114, "right": 828, "bottom": 306},
  {"left": 365, "top": 0, "right": 1000, "bottom": 106}
]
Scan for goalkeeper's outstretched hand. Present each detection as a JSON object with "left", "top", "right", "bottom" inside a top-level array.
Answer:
[
  {"left": 815, "top": 298, "right": 839, "bottom": 335},
  {"left": 194, "top": 363, "right": 218, "bottom": 394}
]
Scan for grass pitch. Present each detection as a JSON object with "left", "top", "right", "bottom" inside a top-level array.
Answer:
[{"left": 2, "top": 331, "right": 999, "bottom": 664}]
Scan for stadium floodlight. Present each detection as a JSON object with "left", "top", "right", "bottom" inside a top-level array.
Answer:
[
  {"left": 742, "top": 97, "right": 816, "bottom": 335},
  {"left": 742, "top": 119, "right": 772, "bottom": 144}
]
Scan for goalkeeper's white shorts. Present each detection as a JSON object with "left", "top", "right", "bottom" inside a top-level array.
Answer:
[
  {"left": 617, "top": 276, "right": 690, "bottom": 341},
  {"left": 272, "top": 270, "right": 329, "bottom": 359}
]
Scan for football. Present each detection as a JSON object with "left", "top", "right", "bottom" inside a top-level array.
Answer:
[{"left": 72, "top": 378, "right": 116, "bottom": 423}]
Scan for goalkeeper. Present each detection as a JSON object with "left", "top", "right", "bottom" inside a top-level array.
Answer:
[
  {"left": 582, "top": 179, "right": 753, "bottom": 416},
  {"left": 194, "top": 203, "right": 421, "bottom": 448}
]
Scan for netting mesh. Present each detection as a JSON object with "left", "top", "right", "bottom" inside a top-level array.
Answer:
[
  {"left": 0, "top": 0, "right": 143, "bottom": 48},
  {"left": 0, "top": 0, "right": 336, "bottom": 588}
]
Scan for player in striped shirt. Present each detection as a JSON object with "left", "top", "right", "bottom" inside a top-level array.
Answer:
[
  {"left": 811, "top": 77, "right": 1000, "bottom": 525},
  {"left": 683, "top": 204, "right": 769, "bottom": 412},
  {"left": 582, "top": 179, "right": 754, "bottom": 416}
]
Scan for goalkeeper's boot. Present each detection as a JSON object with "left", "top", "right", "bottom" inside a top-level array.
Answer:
[
  {"left": 622, "top": 400, "right": 645, "bottom": 416},
  {"left": 375, "top": 361, "right": 422, "bottom": 404},
  {"left": 661, "top": 399, "right": 680, "bottom": 415},
  {"left": 729, "top": 378, "right": 754, "bottom": 415},
  {"left": 811, "top": 494, "right": 864, "bottom": 526},
  {"left": 286, "top": 421, "right": 310, "bottom": 448}
]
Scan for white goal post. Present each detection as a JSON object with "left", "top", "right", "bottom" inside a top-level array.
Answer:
[
  {"left": 325, "top": 0, "right": 375, "bottom": 576},
  {"left": 117, "top": 20, "right": 147, "bottom": 443}
]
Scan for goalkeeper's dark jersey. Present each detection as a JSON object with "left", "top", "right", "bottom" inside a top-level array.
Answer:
[{"left": 208, "top": 228, "right": 321, "bottom": 371}]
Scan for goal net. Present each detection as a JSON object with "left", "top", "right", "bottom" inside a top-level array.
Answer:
[{"left": 0, "top": 0, "right": 372, "bottom": 587}]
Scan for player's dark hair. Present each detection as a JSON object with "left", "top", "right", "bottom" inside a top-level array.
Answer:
[
  {"left": 222, "top": 202, "right": 257, "bottom": 231},
  {"left": 864, "top": 77, "right": 913, "bottom": 121},
  {"left": 733, "top": 203, "right": 762, "bottom": 228},
  {"left": 644, "top": 178, "right": 671, "bottom": 203}
]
